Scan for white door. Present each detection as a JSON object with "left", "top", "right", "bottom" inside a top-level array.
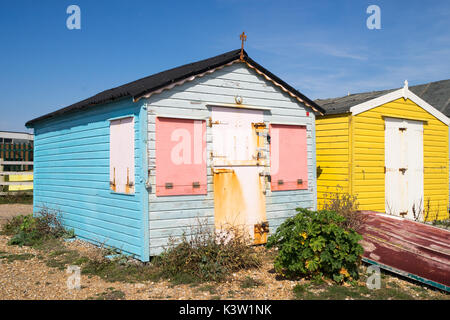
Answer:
[
  {"left": 385, "top": 118, "right": 424, "bottom": 219},
  {"left": 211, "top": 107, "right": 267, "bottom": 242}
]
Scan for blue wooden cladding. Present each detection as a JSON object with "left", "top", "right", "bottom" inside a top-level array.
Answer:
[
  {"left": 29, "top": 62, "right": 317, "bottom": 261},
  {"left": 32, "top": 99, "right": 149, "bottom": 261}
]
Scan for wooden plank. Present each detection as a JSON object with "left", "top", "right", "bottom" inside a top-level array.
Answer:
[
  {"left": 0, "top": 181, "right": 33, "bottom": 186},
  {"left": 360, "top": 211, "right": 450, "bottom": 292},
  {"left": 0, "top": 171, "right": 33, "bottom": 175},
  {"left": 146, "top": 63, "right": 317, "bottom": 254},
  {"left": 0, "top": 161, "right": 34, "bottom": 165},
  {"left": 0, "top": 191, "right": 33, "bottom": 195},
  {"left": 28, "top": 99, "right": 146, "bottom": 260}
]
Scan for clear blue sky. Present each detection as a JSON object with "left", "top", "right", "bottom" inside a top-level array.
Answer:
[{"left": 1, "top": 0, "right": 449, "bottom": 132}]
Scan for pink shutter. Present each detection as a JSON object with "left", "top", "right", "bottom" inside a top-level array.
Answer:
[
  {"left": 155, "top": 117, "right": 207, "bottom": 196},
  {"left": 270, "top": 124, "right": 308, "bottom": 191}
]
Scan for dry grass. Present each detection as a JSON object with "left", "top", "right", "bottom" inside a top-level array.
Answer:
[
  {"left": 322, "top": 187, "right": 367, "bottom": 232},
  {"left": 153, "top": 220, "right": 262, "bottom": 283},
  {"left": 0, "top": 234, "right": 449, "bottom": 300}
]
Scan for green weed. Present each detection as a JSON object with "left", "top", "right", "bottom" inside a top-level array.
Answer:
[
  {"left": 240, "top": 276, "right": 264, "bottom": 289},
  {"left": 0, "top": 253, "right": 34, "bottom": 263}
]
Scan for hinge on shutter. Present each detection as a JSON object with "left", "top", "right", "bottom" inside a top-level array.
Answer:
[
  {"left": 125, "top": 167, "right": 134, "bottom": 194},
  {"left": 252, "top": 122, "right": 266, "bottom": 129},
  {"left": 254, "top": 221, "right": 270, "bottom": 245},
  {"left": 110, "top": 167, "right": 116, "bottom": 191},
  {"left": 165, "top": 182, "right": 173, "bottom": 189}
]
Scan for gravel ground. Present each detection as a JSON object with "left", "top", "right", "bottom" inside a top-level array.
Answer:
[
  {"left": 0, "top": 205, "right": 447, "bottom": 300},
  {"left": 0, "top": 234, "right": 448, "bottom": 300},
  {"left": 0, "top": 236, "right": 297, "bottom": 300},
  {"left": 0, "top": 204, "right": 33, "bottom": 226}
]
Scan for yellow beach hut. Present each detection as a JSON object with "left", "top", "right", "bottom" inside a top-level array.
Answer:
[{"left": 315, "top": 81, "right": 450, "bottom": 221}]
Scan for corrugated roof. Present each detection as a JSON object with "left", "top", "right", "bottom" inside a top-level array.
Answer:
[
  {"left": 26, "top": 49, "right": 324, "bottom": 127},
  {"left": 315, "top": 79, "right": 450, "bottom": 116}
]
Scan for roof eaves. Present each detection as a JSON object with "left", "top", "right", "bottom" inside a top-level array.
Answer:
[
  {"left": 135, "top": 59, "right": 241, "bottom": 101},
  {"left": 135, "top": 52, "right": 325, "bottom": 115},
  {"left": 26, "top": 49, "right": 324, "bottom": 127},
  {"left": 133, "top": 52, "right": 242, "bottom": 101},
  {"left": 242, "top": 56, "right": 325, "bottom": 115},
  {"left": 350, "top": 87, "right": 450, "bottom": 126}
]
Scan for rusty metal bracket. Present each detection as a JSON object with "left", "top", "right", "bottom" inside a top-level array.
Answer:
[
  {"left": 254, "top": 221, "right": 269, "bottom": 245},
  {"left": 165, "top": 182, "right": 173, "bottom": 189},
  {"left": 213, "top": 168, "right": 234, "bottom": 174},
  {"left": 252, "top": 122, "right": 266, "bottom": 128},
  {"left": 110, "top": 167, "right": 116, "bottom": 191}
]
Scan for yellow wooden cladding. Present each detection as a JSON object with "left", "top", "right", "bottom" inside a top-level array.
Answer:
[
  {"left": 316, "top": 113, "right": 350, "bottom": 207},
  {"left": 316, "top": 97, "right": 449, "bottom": 220}
]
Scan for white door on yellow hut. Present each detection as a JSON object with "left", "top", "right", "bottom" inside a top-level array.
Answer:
[
  {"left": 211, "top": 106, "right": 267, "bottom": 243},
  {"left": 385, "top": 117, "right": 424, "bottom": 219}
]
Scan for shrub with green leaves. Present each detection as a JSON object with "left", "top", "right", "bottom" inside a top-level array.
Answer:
[
  {"left": 1, "top": 206, "right": 74, "bottom": 247},
  {"left": 266, "top": 208, "right": 364, "bottom": 283}
]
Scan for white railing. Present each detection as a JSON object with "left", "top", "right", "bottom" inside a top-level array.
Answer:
[{"left": 0, "top": 159, "right": 33, "bottom": 195}]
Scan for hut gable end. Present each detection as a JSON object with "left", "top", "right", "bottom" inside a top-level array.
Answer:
[{"left": 144, "top": 62, "right": 318, "bottom": 255}]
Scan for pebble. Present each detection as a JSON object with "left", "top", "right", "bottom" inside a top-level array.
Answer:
[{"left": 1, "top": 234, "right": 448, "bottom": 300}]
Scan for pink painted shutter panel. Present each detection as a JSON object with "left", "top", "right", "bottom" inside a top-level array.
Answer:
[
  {"left": 270, "top": 124, "right": 308, "bottom": 191},
  {"left": 110, "top": 117, "right": 135, "bottom": 194},
  {"left": 155, "top": 117, "right": 207, "bottom": 196}
]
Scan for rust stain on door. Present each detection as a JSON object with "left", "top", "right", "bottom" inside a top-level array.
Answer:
[
  {"left": 213, "top": 168, "right": 247, "bottom": 229},
  {"left": 211, "top": 107, "right": 268, "bottom": 243}
]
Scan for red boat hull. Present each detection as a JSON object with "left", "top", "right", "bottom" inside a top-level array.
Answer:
[{"left": 359, "top": 211, "right": 450, "bottom": 291}]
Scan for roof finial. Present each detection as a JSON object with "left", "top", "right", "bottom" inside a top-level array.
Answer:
[
  {"left": 402, "top": 79, "right": 409, "bottom": 100},
  {"left": 239, "top": 32, "right": 247, "bottom": 61}
]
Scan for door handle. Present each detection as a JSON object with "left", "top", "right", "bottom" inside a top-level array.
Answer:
[{"left": 399, "top": 168, "right": 407, "bottom": 174}]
